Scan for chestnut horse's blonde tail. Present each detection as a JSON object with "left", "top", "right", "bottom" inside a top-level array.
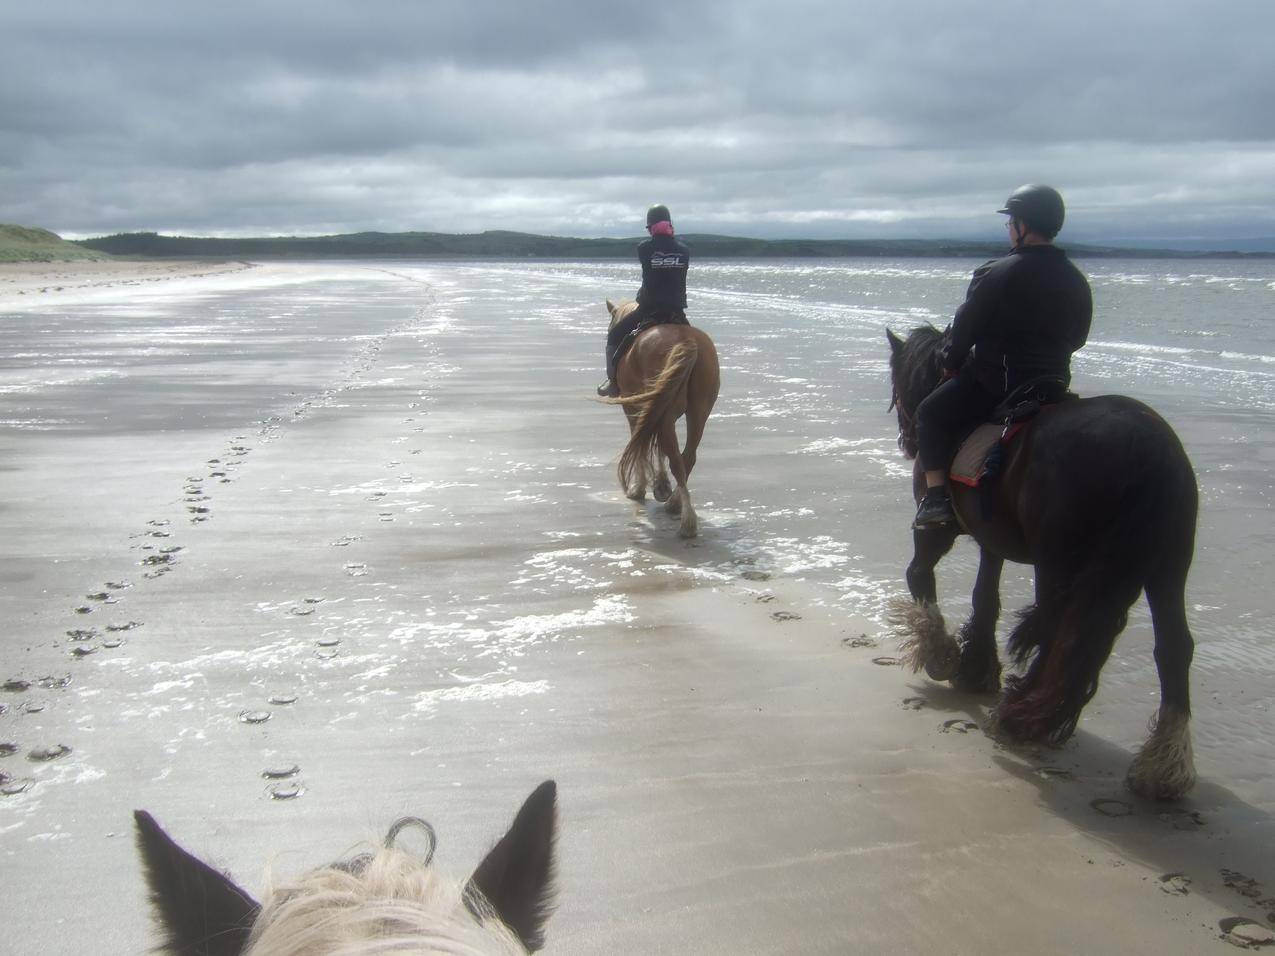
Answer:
[{"left": 614, "top": 341, "right": 698, "bottom": 495}]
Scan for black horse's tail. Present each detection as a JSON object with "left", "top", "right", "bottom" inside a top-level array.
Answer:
[{"left": 997, "top": 399, "right": 1198, "bottom": 744}]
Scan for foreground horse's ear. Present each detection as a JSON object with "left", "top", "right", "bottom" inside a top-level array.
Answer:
[
  {"left": 133, "top": 810, "right": 260, "bottom": 956},
  {"left": 886, "top": 328, "right": 904, "bottom": 354},
  {"left": 605, "top": 298, "right": 615, "bottom": 315},
  {"left": 465, "top": 780, "right": 558, "bottom": 953}
]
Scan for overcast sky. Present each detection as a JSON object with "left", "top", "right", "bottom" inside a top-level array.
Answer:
[{"left": 3, "top": 1, "right": 1273, "bottom": 244}]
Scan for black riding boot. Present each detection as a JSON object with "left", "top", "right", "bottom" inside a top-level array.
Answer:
[
  {"left": 596, "top": 378, "right": 620, "bottom": 398},
  {"left": 913, "top": 486, "right": 956, "bottom": 529}
]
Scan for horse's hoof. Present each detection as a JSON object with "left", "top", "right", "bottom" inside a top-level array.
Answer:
[
  {"left": 924, "top": 643, "right": 960, "bottom": 681},
  {"left": 953, "top": 659, "right": 1002, "bottom": 695},
  {"left": 652, "top": 476, "right": 672, "bottom": 502}
]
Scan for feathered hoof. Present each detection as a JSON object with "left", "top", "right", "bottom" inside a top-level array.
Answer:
[
  {"left": 678, "top": 511, "right": 698, "bottom": 538},
  {"left": 888, "top": 598, "right": 960, "bottom": 682},
  {"left": 953, "top": 656, "right": 1002, "bottom": 695},
  {"left": 626, "top": 488, "right": 647, "bottom": 502},
  {"left": 664, "top": 493, "right": 682, "bottom": 515},
  {"left": 924, "top": 641, "right": 961, "bottom": 681},
  {"left": 1125, "top": 710, "right": 1196, "bottom": 800}
]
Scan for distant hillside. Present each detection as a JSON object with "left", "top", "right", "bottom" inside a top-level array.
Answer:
[
  {"left": 1, "top": 224, "right": 110, "bottom": 262},
  {"left": 73, "top": 229, "right": 1274, "bottom": 261}
]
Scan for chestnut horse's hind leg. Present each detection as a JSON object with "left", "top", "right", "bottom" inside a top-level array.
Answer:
[
  {"left": 954, "top": 549, "right": 1004, "bottom": 693},
  {"left": 652, "top": 459, "right": 673, "bottom": 502},
  {"left": 622, "top": 405, "right": 647, "bottom": 501},
  {"left": 657, "top": 419, "right": 697, "bottom": 537},
  {"left": 1127, "top": 557, "right": 1197, "bottom": 800}
]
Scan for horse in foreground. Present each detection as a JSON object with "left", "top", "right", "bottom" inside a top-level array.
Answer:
[
  {"left": 887, "top": 326, "right": 1199, "bottom": 800},
  {"left": 135, "top": 780, "right": 557, "bottom": 955},
  {"left": 600, "top": 299, "right": 720, "bottom": 538}
]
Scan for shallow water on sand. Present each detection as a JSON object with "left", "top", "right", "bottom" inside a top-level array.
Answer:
[
  {"left": 0, "top": 260, "right": 1269, "bottom": 754},
  {"left": 1, "top": 258, "right": 1272, "bottom": 820}
]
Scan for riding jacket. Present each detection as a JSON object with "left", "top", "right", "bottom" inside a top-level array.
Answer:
[
  {"left": 635, "top": 233, "right": 690, "bottom": 312},
  {"left": 942, "top": 245, "right": 1092, "bottom": 394}
]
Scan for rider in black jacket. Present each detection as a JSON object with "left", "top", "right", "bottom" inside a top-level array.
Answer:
[
  {"left": 597, "top": 204, "right": 690, "bottom": 397},
  {"left": 912, "top": 184, "right": 1093, "bottom": 528}
]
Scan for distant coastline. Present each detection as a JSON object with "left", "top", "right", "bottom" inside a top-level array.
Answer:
[{"left": 74, "top": 229, "right": 1275, "bottom": 261}]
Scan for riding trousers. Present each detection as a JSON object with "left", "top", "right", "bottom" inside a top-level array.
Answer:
[{"left": 915, "top": 369, "right": 1002, "bottom": 472}]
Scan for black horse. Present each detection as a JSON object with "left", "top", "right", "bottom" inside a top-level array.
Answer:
[{"left": 886, "top": 325, "right": 1199, "bottom": 800}]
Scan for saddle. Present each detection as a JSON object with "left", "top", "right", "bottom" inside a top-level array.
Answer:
[
  {"left": 949, "top": 376, "right": 1075, "bottom": 490},
  {"left": 614, "top": 309, "right": 689, "bottom": 365}
]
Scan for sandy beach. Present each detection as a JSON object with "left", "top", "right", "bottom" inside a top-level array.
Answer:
[
  {"left": 1, "top": 260, "right": 1272, "bottom": 954},
  {"left": 0, "top": 258, "right": 258, "bottom": 303}
]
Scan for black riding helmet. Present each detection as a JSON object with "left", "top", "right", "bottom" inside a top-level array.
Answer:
[
  {"left": 646, "top": 204, "right": 672, "bottom": 227},
  {"left": 998, "top": 184, "right": 1065, "bottom": 238}
]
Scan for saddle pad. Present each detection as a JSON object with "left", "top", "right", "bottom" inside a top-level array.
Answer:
[{"left": 949, "top": 423, "right": 1007, "bottom": 488}]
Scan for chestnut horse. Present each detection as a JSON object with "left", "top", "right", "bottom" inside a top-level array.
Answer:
[
  {"left": 135, "top": 780, "right": 557, "bottom": 955},
  {"left": 887, "top": 325, "right": 1199, "bottom": 800},
  {"left": 600, "top": 299, "right": 720, "bottom": 538}
]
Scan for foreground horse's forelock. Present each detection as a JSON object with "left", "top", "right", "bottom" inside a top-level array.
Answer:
[{"left": 136, "top": 780, "right": 558, "bottom": 955}]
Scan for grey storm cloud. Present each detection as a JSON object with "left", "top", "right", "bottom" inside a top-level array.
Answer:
[{"left": 3, "top": 0, "right": 1274, "bottom": 243}]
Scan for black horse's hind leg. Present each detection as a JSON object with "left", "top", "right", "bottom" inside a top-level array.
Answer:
[
  {"left": 955, "top": 549, "right": 1003, "bottom": 694},
  {"left": 1126, "top": 558, "right": 1197, "bottom": 799},
  {"left": 996, "top": 564, "right": 1140, "bottom": 746}
]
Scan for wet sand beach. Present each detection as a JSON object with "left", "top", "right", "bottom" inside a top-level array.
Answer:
[{"left": 1, "top": 261, "right": 1272, "bottom": 953}]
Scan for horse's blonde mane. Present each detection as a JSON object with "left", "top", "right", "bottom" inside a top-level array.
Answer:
[{"left": 244, "top": 846, "right": 527, "bottom": 956}]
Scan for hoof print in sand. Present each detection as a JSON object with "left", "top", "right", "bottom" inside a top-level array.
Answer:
[
  {"left": 1034, "top": 766, "right": 1074, "bottom": 781},
  {"left": 263, "top": 764, "right": 300, "bottom": 780},
  {"left": 940, "top": 719, "right": 977, "bottom": 734},
  {"left": 1157, "top": 807, "right": 1206, "bottom": 831},
  {"left": 70, "top": 645, "right": 97, "bottom": 658},
  {"left": 871, "top": 656, "right": 901, "bottom": 666},
  {"left": 740, "top": 569, "right": 771, "bottom": 582},
  {"left": 1158, "top": 872, "right": 1192, "bottom": 896},
  {"left": 900, "top": 697, "right": 927, "bottom": 711},
  {"left": 28, "top": 744, "right": 71, "bottom": 762},
  {"left": 0, "top": 743, "right": 19, "bottom": 757},
  {"left": 268, "top": 781, "right": 304, "bottom": 800},
  {"left": 238, "top": 710, "right": 271, "bottom": 724},
  {"left": 842, "top": 634, "right": 876, "bottom": 649},
  {"left": 37, "top": 674, "right": 71, "bottom": 690},
  {"left": 268, "top": 693, "right": 298, "bottom": 706},
  {"left": 770, "top": 610, "right": 801, "bottom": 622},
  {"left": 1090, "top": 798, "right": 1134, "bottom": 818},
  {"left": 4, "top": 679, "right": 31, "bottom": 693},
  {"left": 66, "top": 628, "right": 98, "bottom": 642},
  {"left": 2, "top": 778, "right": 33, "bottom": 796},
  {"left": 106, "top": 621, "right": 142, "bottom": 632},
  {"left": 1219, "top": 917, "right": 1275, "bottom": 950}
]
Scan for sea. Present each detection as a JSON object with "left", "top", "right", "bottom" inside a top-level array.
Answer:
[{"left": 1, "top": 255, "right": 1272, "bottom": 799}]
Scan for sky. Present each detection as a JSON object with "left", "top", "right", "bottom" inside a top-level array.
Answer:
[{"left": 3, "top": 1, "right": 1273, "bottom": 246}]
